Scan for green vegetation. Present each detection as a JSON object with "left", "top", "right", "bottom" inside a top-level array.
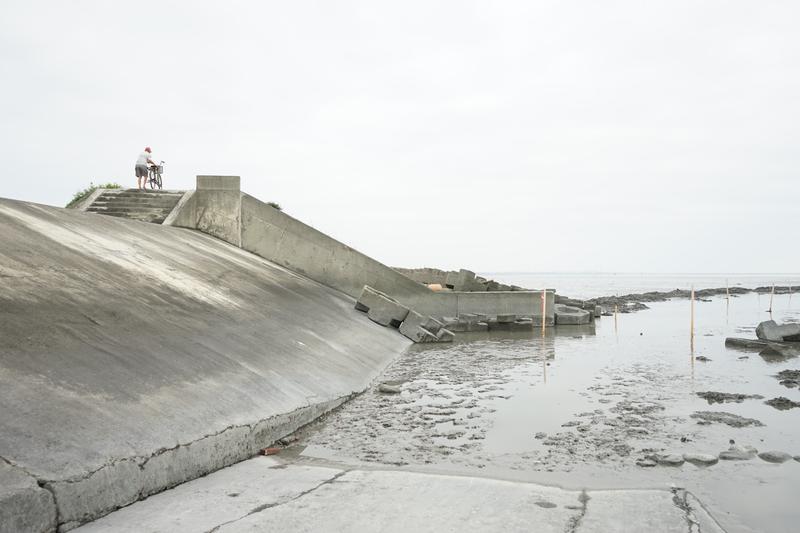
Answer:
[
  {"left": 267, "top": 201, "right": 282, "bottom": 211},
  {"left": 66, "top": 182, "right": 122, "bottom": 208}
]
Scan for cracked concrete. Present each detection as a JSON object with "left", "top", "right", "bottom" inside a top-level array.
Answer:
[
  {"left": 72, "top": 457, "right": 725, "bottom": 532},
  {"left": 0, "top": 198, "right": 410, "bottom": 531}
]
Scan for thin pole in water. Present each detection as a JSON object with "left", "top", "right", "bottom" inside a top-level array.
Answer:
[
  {"left": 690, "top": 285, "right": 695, "bottom": 356},
  {"left": 768, "top": 283, "right": 775, "bottom": 315},
  {"left": 541, "top": 290, "right": 547, "bottom": 336}
]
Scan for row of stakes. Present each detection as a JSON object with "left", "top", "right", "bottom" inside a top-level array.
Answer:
[{"left": 534, "top": 282, "right": 793, "bottom": 344}]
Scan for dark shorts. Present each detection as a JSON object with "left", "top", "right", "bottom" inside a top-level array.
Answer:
[{"left": 135, "top": 165, "right": 149, "bottom": 178}]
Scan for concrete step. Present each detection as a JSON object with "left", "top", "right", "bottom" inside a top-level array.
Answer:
[
  {"left": 99, "top": 192, "right": 183, "bottom": 201},
  {"left": 91, "top": 199, "right": 181, "bottom": 208},
  {"left": 86, "top": 189, "right": 186, "bottom": 225},
  {"left": 86, "top": 207, "right": 172, "bottom": 215},
  {"left": 95, "top": 211, "right": 167, "bottom": 223}
]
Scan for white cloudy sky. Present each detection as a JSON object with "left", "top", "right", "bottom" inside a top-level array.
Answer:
[{"left": 1, "top": 1, "right": 797, "bottom": 273}]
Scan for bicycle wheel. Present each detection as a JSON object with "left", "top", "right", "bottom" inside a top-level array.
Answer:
[{"left": 155, "top": 174, "right": 162, "bottom": 190}]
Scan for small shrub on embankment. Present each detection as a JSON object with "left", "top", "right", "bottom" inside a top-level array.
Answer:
[{"left": 66, "top": 182, "right": 121, "bottom": 208}]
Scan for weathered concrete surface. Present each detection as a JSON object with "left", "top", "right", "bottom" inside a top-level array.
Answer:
[
  {"left": 756, "top": 320, "right": 800, "bottom": 342},
  {"left": 355, "top": 286, "right": 410, "bottom": 328},
  {"left": 0, "top": 198, "right": 409, "bottom": 530},
  {"left": 554, "top": 304, "right": 592, "bottom": 325},
  {"left": 0, "top": 462, "right": 56, "bottom": 533},
  {"left": 73, "top": 457, "right": 724, "bottom": 533}
]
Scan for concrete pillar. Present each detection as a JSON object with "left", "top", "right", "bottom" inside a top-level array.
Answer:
[{"left": 197, "top": 175, "right": 241, "bottom": 191}]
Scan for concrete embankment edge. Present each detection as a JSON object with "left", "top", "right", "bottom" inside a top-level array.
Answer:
[
  {"left": 52, "top": 395, "right": 353, "bottom": 531},
  {"left": 0, "top": 198, "right": 410, "bottom": 532}
]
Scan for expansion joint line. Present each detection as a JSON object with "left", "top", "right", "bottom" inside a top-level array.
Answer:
[
  {"left": 564, "top": 489, "right": 590, "bottom": 533},
  {"left": 205, "top": 470, "right": 349, "bottom": 533},
  {"left": 671, "top": 488, "right": 703, "bottom": 533}
]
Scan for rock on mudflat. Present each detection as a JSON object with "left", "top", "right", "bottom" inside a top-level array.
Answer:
[
  {"left": 636, "top": 458, "right": 657, "bottom": 467},
  {"left": 765, "top": 396, "right": 800, "bottom": 410},
  {"left": 696, "top": 391, "right": 763, "bottom": 404},
  {"left": 758, "top": 451, "right": 793, "bottom": 463},
  {"left": 719, "top": 445, "right": 758, "bottom": 461},
  {"left": 690, "top": 411, "right": 764, "bottom": 427},
  {"left": 378, "top": 383, "right": 402, "bottom": 394},
  {"left": 683, "top": 453, "right": 718, "bottom": 466},
  {"left": 657, "top": 454, "right": 685, "bottom": 466}
]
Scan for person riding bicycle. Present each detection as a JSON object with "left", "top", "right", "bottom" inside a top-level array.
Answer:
[{"left": 135, "top": 147, "right": 157, "bottom": 190}]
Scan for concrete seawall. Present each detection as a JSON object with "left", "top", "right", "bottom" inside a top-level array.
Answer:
[
  {"left": 168, "top": 176, "right": 554, "bottom": 322},
  {"left": 0, "top": 198, "right": 409, "bottom": 531}
]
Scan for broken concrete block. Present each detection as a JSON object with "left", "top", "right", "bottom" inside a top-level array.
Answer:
[
  {"left": 445, "top": 269, "right": 487, "bottom": 291},
  {"left": 399, "top": 325, "right": 438, "bottom": 343},
  {"left": 593, "top": 306, "right": 603, "bottom": 318},
  {"left": 497, "top": 314, "right": 516, "bottom": 323},
  {"left": 356, "top": 286, "right": 409, "bottom": 328},
  {"left": 459, "top": 313, "right": 488, "bottom": 324},
  {"left": 436, "top": 328, "right": 455, "bottom": 342},
  {"left": 401, "top": 310, "right": 444, "bottom": 335},
  {"left": 756, "top": 320, "right": 800, "bottom": 342},
  {"left": 554, "top": 304, "right": 592, "bottom": 325}
]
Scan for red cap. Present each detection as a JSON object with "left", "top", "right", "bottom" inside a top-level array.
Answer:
[{"left": 145, "top": 146, "right": 152, "bottom": 153}]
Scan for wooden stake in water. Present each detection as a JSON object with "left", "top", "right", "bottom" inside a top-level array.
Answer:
[
  {"left": 726, "top": 279, "right": 730, "bottom": 301},
  {"left": 768, "top": 283, "right": 775, "bottom": 314},
  {"left": 614, "top": 303, "right": 618, "bottom": 335},
  {"left": 541, "top": 290, "right": 547, "bottom": 336},
  {"left": 690, "top": 285, "right": 695, "bottom": 356}
]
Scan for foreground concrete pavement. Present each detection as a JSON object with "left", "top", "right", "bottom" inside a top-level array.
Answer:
[{"left": 75, "top": 457, "right": 724, "bottom": 533}]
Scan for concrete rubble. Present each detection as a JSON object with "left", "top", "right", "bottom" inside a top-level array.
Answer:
[
  {"left": 554, "top": 304, "right": 592, "bottom": 325},
  {"left": 356, "top": 286, "right": 453, "bottom": 343},
  {"left": 756, "top": 320, "right": 800, "bottom": 342}
]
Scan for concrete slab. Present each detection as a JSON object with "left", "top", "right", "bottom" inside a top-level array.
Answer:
[
  {"left": 72, "top": 458, "right": 724, "bottom": 533},
  {"left": 73, "top": 458, "right": 338, "bottom": 533}
]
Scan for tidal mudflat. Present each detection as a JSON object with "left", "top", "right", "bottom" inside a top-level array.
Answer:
[{"left": 294, "top": 293, "right": 800, "bottom": 533}]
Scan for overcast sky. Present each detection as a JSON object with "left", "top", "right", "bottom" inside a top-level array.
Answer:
[{"left": 1, "top": 1, "right": 797, "bottom": 273}]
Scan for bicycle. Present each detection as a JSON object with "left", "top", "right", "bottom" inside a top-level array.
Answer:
[{"left": 148, "top": 161, "right": 165, "bottom": 190}]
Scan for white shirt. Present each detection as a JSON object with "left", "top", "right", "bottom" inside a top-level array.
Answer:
[{"left": 136, "top": 152, "right": 151, "bottom": 166}]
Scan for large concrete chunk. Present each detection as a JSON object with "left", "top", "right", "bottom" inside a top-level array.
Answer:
[
  {"left": 756, "top": 320, "right": 800, "bottom": 342},
  {"left": 0, "top": 462, "right": 57, "bottom": 533},
  {"left": 398, "top": 324, "right": 438, "bottom": 343},
  {"left": 435, "top": 328, "right": 455, "bottom": 342},
  {"left": 400, "top": 310, "right": 444, "bottom": 336},
  {"left": 356, "top": 286, "right": 410, "bottom": 328},
  {"left": 554, "top": 304, "right": 592, "bottom": 325}
]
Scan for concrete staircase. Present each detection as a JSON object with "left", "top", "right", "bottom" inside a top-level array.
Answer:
[{"left": 85, "top": 189, "right": 185, "bottom": 224}]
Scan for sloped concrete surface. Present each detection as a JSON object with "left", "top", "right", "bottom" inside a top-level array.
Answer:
[
  {"left": 73, "top": 457, "right": 724, "bottom": 533},
  {"left": 0, "top": 198, "right": 409, "bottom": 530}
]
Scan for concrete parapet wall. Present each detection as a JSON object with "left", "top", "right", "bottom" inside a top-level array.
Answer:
[
  {"left": 169, "top": 176, "right": 429, "bottom": 301},
  {"left": 168, "top": 176, "right": 555, "bottom": 324},
  {"left": 403, "top": 290, "right": 555, "bottom": 324}
]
